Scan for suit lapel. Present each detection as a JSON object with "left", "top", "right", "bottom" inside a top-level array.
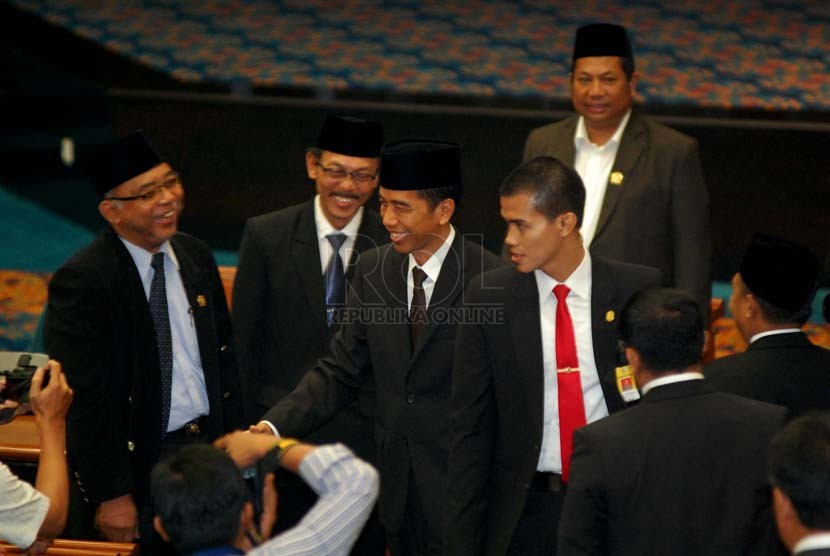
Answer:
[
  {"left": 552, "top": 117, "right": 578, "bottom": 165},
  {"left": 290, "top": 203, "right": 327, "bottom": 331},
  {"left": 349, "top": 211, "right": 386, "bottom": 279},
  {"left": 590, "top": 259, "right": 626, "bottom": 412},
  {"left": 507, "top": 272, "right": 545, "bottom": 437},
  {"left": 379, "top": 246, "right": 413, "bottom": 372},
  {"left": 593, "top": 113, "right": 647, "bottom": 241},
  {"left": 410, "top": 235, "right": 465, "bottom": 363}
]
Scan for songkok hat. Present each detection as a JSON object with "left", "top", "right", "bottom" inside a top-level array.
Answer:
[
  {"left": 90, "top": 130, "right": 163, "bottom": 198},
  {"left": 380, "top": 140, "right": 462, "bottom": 191},
  {"left": 739, "top": 233, "right": 820, "bottom": 312},
  {"left": 315, "top": 115, "right": 384, "bottom": 158},
  {"left": 573, "top": 23, "right": 634, "bottom": 65}
]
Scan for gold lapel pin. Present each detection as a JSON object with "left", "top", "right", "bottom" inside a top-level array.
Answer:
[
  {"left": 605, "top": 310, "right": 615, "bottom": 323},
  {"left": 610, "top": 171, "right": 624, "bottom": 186},
  {"left": 196, "top": 295, "right": 207, "bottom": 307}
]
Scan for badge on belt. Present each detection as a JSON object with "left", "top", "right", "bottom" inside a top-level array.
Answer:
[{"left": 615, "top": 364, "right": 640, "bottom": 403}]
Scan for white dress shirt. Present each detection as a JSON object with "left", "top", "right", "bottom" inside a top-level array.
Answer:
[
  {"left": 535, "top": 251, "right": 608, "bottom": 473},
  {"left": 794, "top": 533, "right": 830, "bottom": 554},
  {"left": 121, "top": 238, "right": 209, "bottom": 432},
  {"left": 640, "top": 371, "right": 704, "bottom": 396},
  {"left": 249, "top": 444, "right": 379, "bottom": 556},
  {"left": 573, "top": 109, "right": 631, "bottom": 246},
  {"left": 406, "top": 226, "right": 456, "bottom": 310},
  {"left": 749, "top": 328, "right": 802, "bottom": 345},
  {"left": 314, "top": 194, "right": 364, "bottom": 273}
]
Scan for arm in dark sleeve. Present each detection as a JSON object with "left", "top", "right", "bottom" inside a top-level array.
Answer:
[
  {"left": 670, "top": 139, "right": 712, "bottom": 322},
  {"left": 444, "top": 282, "right": 498, "bottom": 556},
  {"left": 232, "top": 221, "right": 268, "bottom": 424},
  {"left": 558, "top": 428, "right": 608, "bottom": 556},
  {"left": 260, "top": 266, "right": 373, "bottom": 438},
  {"left": 43, "top": 266, "right": 132, "bottom": 503}
]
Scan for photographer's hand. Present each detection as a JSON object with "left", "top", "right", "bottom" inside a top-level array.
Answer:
[{"left": 29, "top": 360, "right": 74, "bottom": 538}]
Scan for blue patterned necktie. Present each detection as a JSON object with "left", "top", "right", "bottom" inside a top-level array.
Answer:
[
  {"left": 325, "top": 233, "right": 348, "bottom": 327},
  {"left": 150, "top": 252, "right": 173, "bottom": 435}
]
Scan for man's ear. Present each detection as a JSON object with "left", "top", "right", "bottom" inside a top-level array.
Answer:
[
  {"left": 624, "top": 346, "right": 640, "bottom": 370},
  {"left": 240, "top": 501, "right": 255, "bottom": 530},
  {"left": 305, "top": 151, "right": 319, "bottom": 180},
  {"left": 153, "top": 515, "right": 171, "bottom": 542},
  {"left": 437, "top": 198, "right": 455, "bottom": 225},
  {"left": 98, "top": 200, "right": 118, "bottom": 226},
  {"left": 558, "top": 212, "right": 578, "bottom": 237}
]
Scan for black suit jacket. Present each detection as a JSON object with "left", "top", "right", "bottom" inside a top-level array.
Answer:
[
  {"left": 705, "top": 331, "right": 830, "bottom": 419},
  {"left": 523, "top": 111, "right": 711, "bottom": 320},
  {"left": 262, "top": 233, "right": 504, "bottom": 536},
  {"left": 558, "top": 379, "right": 786, "bottom": 556},
  {"left": 44, "top": 226, "right": 242, "bottom": 509},
  {"left": 445, "top": 256, "right": 661, "bottom": 556},
  {"left": 232, "top": 201, "right": 386, "bottom": 457}
]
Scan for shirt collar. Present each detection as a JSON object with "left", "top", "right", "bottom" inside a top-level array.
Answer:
[
  {"left": 534, "top": 250, "right": 592, "bottom": 306},
  {"left": 314, "top": 194, "right": 364, "bottom": 241},
  {"left": 795, "top": 533, "right": 830, "bottom": 553},
  {"left": 120, "top": 237, "right": 179, "bottom": 272},
  {"left": 640, "top": 371, "right": 704, "bottom": 395},
  {"left": 749, "top": 328, "right": 802, "bottom": 345},
  {"left": 574, "top": 109, "right": 632, "bottom": 149},
  {"left": 407, "top": 226, "right": 456, "bottom": 283}
]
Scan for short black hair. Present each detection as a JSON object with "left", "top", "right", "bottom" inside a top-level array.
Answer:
[
  {"left": 417, "top": 185, "right": 462, "bottom": 209},
  {"left": 571, "top": 56, "right": 635, "bottom": 80},
  {"left": 499, "top": 156, "right": 585, "bottom": 226},
  {"left": 151, "top": 444, "right": 248, "bottom": 553},
  {"left": 620, "top": 288, "right": 703, "bottom": 372},
  {"left": 768, "top": 412, "right": 830, "bottom": 529},
  {"left": 755, "top": 296, "right": 813, "bottom": 326}
]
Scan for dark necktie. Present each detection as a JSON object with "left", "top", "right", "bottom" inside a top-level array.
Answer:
[
  {"left": 325, "top": 233, "right": 348, "bottom": 327},
  {"left": 150, "top": 252, "right": 173, "bottom": 435},
  {"left": 553, "top": 284, "right": 586, "bottom": 482},
  {"left": 410, "top": 267, "right": 428, "bottom": 349}
]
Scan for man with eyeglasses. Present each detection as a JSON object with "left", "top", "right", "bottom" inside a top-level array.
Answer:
[
  {"left": 43, "top": 130, "right": 244, "bottom": 553},
  {"left": 231, "top": 114, "right": 388, "bottom": 554}
]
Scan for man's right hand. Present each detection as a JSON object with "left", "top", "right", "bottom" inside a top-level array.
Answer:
[{"left": 95, "top": 494, "right": 138, "bottom": 542}]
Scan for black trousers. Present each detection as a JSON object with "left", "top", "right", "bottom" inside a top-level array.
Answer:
[{"left": 506, "top": 483, "right": 566, "bottom": 556}]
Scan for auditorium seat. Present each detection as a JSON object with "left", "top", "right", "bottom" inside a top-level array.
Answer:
[{"left": 218, "top": 265, "right": 237, "bottom": 309}]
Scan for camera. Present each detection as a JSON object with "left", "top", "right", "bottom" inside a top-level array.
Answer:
[{"left": 0, "top": 352, "right": 49, "bottom": 403}]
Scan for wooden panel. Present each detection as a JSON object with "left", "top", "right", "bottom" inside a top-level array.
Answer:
[
  {"left": 0, "top": 415, "right": 40, "bottom": 463},
  {"left": 218, "top": 265, "right": 236, "bottom": 310},
  {"left": 0, "top": 539, "right": 138, "bottom": 555}
]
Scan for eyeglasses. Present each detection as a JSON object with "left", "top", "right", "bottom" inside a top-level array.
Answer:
[
  {"left": 315, "top": 163, "right": 378, "bottom": 184},
  {"left": 105, "top": 172, "right": 182, "bottom": 203}
]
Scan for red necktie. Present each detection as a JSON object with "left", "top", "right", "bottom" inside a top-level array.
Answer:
[{"left": 554, "top": 284, "right": 586, "bottom": 482}]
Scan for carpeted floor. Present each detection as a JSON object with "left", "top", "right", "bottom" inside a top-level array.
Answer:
[{"left": 8, "top": 0, "right": 830, "bottom": 111}]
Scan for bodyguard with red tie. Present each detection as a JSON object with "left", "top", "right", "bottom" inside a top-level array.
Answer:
[{"left": 445, "top": 156, "right": 661, "bottom": 556}]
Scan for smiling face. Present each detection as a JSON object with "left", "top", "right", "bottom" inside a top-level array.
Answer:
[
  {"left": 378, "top": 187, "right": 453, "bottom": 266},
  {"left": 306, "top": 150, "right": 379, "bottom": 230},
  {"left": 98, "top": 162, "right": 183, "bottom": 252},
  {"left": 571, "top": 56, "right": 637, "bottom": 137}
]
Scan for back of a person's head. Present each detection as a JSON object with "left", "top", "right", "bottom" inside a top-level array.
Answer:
[
  {"left": 151, "top": 444, "right": 248, "bottom": 553},
  {"left": 620, "top": 288, "right": 703, "bottom": 372},
  {"left": 499, "top": 156, "right": 586, "bottom": 226},
  {"left": 768, "top": 412, "right": 830, "bottom": 530}
]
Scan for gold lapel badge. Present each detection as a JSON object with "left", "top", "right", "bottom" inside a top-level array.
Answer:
[
  {"left": 609, "top": 171, "right": 624, "bottom": 186},
  {"left": 605, "top": 310, "right": 615, "bottom": 323},
  {"left": 196, "top": 294, "right": 207, "bottom": 308}
]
